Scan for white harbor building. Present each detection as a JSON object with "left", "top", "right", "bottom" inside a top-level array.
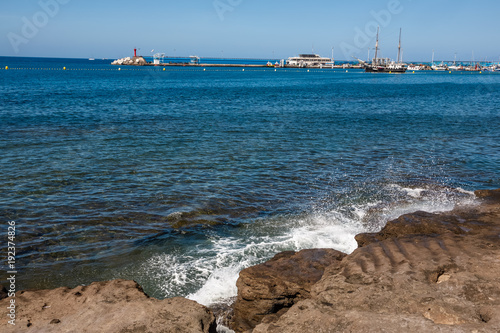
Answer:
[{"left": 286, "top": 54, "right": 333, "bottom": 67}]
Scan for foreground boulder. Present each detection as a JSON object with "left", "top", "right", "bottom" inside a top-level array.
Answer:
[
  {"left": 232, "top": 248, "right": 346, "bottom": 332},
  {"left": 0, "top": 279, "right": 216, "bottom": 333},
  {"left": 234, "top": 189, "right": 500, "bottom": 332}
]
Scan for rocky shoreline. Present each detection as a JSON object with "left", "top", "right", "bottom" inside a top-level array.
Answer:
[{"left": 2, "top": 189, "right": 499, "bottom": 332}]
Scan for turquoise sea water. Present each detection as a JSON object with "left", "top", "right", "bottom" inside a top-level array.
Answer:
[{"left": 1, "top": 57, "right": 499, "bottom": 304}]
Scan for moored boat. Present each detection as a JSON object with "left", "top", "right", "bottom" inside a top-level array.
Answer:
[
  {"left": 407, "top": 64, "right": 426, "bottom": 71},
  {"left": 356, "top": 27, "right": 407, "bottom": 73},
  {"left": 431, "top": 63, "right": 448, "bottom": 71}
]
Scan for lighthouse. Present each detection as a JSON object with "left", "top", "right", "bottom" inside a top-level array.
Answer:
[{"left": 134, "top": 48, "right": 137, "bottom": 57}]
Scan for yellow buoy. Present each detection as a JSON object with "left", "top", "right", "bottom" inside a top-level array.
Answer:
[
  {"left": 449, "top": 71, "right": 451, "bottom": 74},
  {"left": 413, "top": 71, "right": 415, "bottom": 73},
  {"left": 163, "top": 68, "right": 165, "bottom": 71},
  {"left": 118, "top": 68, "right": 121, "bottom": 71},
  {"left": 5, "top": 66, "right": 8, "bottom": 70},
  {"left": 63, "top": 67, "right": 66, "bottom": 70}
]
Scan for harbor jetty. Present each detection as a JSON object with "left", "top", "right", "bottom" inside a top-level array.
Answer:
[
  {"left": 111, "top": 55, "right": 270, "bottom": 68},
  {"left": 110, "top": 53, "right": 498, "bottom": 71},
  {"left": 111, "top": 49, "right": 362, "bottom": 69},
  {"left": 110, "top": 56, "right": 359, "bottom": 69}
]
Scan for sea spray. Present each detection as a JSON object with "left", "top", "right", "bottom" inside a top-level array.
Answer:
[{"left": 140, "top": 184, "right": 476, "bottom": 306}]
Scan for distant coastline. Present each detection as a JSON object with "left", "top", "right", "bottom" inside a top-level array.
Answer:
[
  {"left": 107, "top": 51, "right": 500, "bottom": 72},
  {"left": 1, "top": 55, "right": 498, "bottom": 67}
]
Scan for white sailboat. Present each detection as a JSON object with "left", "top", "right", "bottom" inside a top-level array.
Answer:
[
  {"left": 431, "top": 50, "right": 447, "bottom": 71},
  {"left": 448, "top": 53, "right": 461, "bottom": 71}
]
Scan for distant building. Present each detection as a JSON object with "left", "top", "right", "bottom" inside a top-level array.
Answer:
[{"left": 286, "top": 54, "right": 332, "bottom": 67}]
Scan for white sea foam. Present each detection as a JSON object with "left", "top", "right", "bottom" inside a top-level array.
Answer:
[
  {"left": 402, "top": 187, "right": 425, "bottom": 198},
  {"left": 187, "top": 265, "right": 240, "bottom": 305},
  {"left": 456, "top": 187, "right": 476, "bottom": 196},
  {"left": 362, "top": 184, "right": 478, "bottom": 232},
  {"left": 186, "top": 212, "right": 363, "bottom": 305},
  {"left": 286, "top": 214, "right": 362, "bottom": 254}
]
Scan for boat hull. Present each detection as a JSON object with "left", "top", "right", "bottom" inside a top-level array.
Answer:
[{"left": 365, "top": 66, "right": 407, "bottom": 73}]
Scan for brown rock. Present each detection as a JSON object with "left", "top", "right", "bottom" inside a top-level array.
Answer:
[
  {"left": 0, "top": 279, "right": 216, "bottom": 333},
  {"left": 475, "top": 188, "right": 500, "bottom": 200},
  {"left": 231, "top": 248, "right": 346, "bottom": 332},
  {"left": 355, "top": 210, "right": 466, "bottom": 247},
  {"left": 242, "top": 189, "right": 500, "bottom": 332}
]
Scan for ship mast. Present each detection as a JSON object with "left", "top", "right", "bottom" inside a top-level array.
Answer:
[
  {"left": 397, "top": 28, "right": 402, "bottom": 63},
  {"left": 373, "top": 26, "right": 379, "bottom": 64}
]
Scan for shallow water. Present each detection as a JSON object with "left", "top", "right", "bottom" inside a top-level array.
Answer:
[{"left": 1, "top": 57, "right": 499, "bottom": 304}]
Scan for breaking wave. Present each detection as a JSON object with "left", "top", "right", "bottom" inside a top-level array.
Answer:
[{"left": 140, "top": 183, "right": 476, "bottom": 306}]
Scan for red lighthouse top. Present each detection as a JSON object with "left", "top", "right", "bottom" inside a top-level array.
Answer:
[{"left": 134, "top": 48, "right": 137, "bottom": 57}]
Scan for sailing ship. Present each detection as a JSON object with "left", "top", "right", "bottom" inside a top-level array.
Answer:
[{"left": 356, "top": 27, "right": 407, "bottom": 73}]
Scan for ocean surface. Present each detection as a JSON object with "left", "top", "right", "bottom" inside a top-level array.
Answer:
[{"left": 1, "top": 57, "right": 499, "bottom": 306}]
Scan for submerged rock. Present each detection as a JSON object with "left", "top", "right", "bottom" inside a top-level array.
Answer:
[
  {"left": 0, "top": 279, "right": 217, "bottom": 333},
  {"left": 232, "top": 189, "right": 500, "bottom": 332}
]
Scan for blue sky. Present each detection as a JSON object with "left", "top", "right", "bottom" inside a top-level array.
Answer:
[{"left": 1, "top": 0, "right": 499, "bottom": 61}]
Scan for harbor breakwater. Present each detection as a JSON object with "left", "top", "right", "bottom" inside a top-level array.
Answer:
[
  {"left": 2, "top": 189, "right": 499, "bottom": 332},
  {"left": 110, "top": 56, "right": 360, "bottom": 69}
]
